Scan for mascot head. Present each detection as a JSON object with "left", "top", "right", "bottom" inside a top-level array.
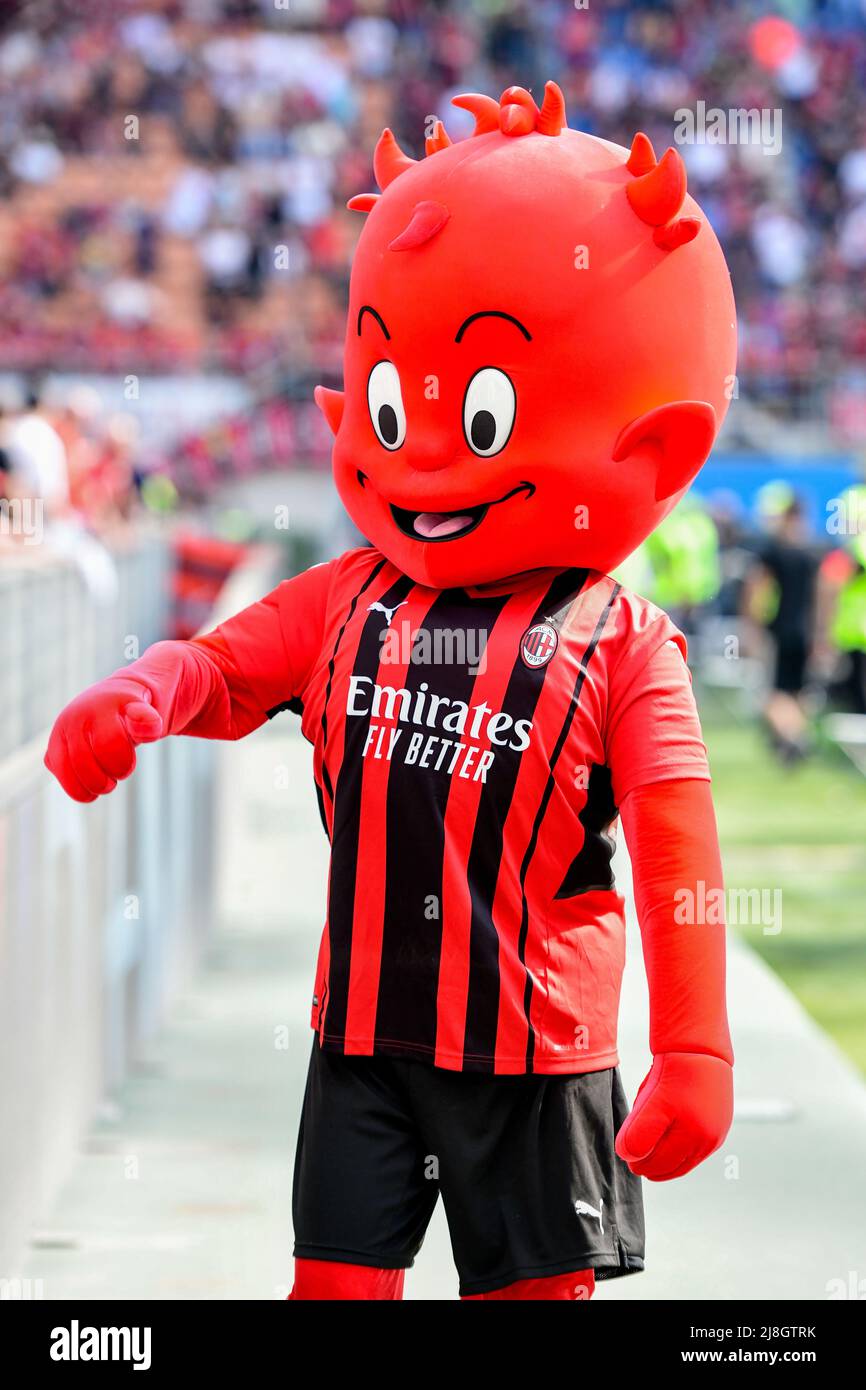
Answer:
[{"left": 316, "top": 82, "right": 736, "bottom": 589}]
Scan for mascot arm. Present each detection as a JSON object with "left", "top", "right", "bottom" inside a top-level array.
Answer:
[
  {"left": 45, "top": 562, "right": 332, "bottom": 803},
  {"left": 615, "top": 779, "right": 734, "bottom": 1180},
  {"left": 604, "top": 620, "right": 732, "bottom": 1181}
]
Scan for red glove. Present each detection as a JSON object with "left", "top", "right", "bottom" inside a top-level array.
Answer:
[
  {"left": 44, "top": 638, "right": 244, "bottom": 802},
  {"left": 615, "top": 1052, "right": 733, "bottom": 1181},
  {"left": 615, "top": 780, "right": 734, "bottom": 1181}
]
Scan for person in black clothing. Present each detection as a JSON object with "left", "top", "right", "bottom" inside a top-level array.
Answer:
[{"left": 744, "top": 496, "right": 822, "bottom": 762}]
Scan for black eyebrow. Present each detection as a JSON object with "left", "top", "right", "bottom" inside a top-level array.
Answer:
[
  {"left": 357, "top": 305, "right": 391, "bottom": 340},
  {"left": 455, "top": 311, "right": 532, "bottom": 344}
]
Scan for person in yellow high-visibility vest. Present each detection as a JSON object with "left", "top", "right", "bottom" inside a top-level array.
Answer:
[
  {"left": 644, "top": 494, "right": 721, "bottom": 633},
  {"left": 825, "top": 487, "right": 866, "bottom": 712}
]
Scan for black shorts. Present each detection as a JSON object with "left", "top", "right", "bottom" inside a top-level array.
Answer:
[
  {"left": 292, "top": 1040, "right": 644, "bottom": 1296},
  {"left": 773, "top": 632, "right": 808, "bottom": 694}
]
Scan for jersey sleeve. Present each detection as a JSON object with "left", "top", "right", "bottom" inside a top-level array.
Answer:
[
  {"left": 192, "top": 560, "right": 334, "bottom": 722},
  {"left": 604, "top": 604, "right": 710, "bottom": 807}
]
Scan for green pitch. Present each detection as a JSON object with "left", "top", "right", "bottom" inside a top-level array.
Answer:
[{"left": 701, "top": 708, "right": 866, "bottom": 1075}]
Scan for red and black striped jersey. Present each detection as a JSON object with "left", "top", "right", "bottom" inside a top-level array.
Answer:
[{"left": 201, "top": 547, "right": 710, "bottom": 1075}]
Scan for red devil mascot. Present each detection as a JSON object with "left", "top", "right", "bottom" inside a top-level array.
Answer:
[{"left": 47, "top": 84, "right": 736, "bottom": 1301}]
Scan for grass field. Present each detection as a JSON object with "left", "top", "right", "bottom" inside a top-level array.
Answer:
[{"left": 701, "top": 703, "right": 866, "bottom": 1074}]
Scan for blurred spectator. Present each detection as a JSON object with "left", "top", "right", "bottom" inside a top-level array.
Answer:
[
  {"left": 743, "top": 489, "right": 824, "bottom": 761},
  {"left": 0, "top": 405, "right": 12, "bottom": 503},
  {"left": 643, "top": 495, "right": 721, "bottom": 636},
  {"left": 2, "top": 386, "right": 69, "bottom": 510}
]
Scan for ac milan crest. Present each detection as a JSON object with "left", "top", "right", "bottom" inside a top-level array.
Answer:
[{"left": 520, "top": 622, "right": 558, "bottom": 668}]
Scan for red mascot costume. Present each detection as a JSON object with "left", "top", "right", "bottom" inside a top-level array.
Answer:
[{"left": 46, "top": 83, "right": 736, "bottom": 1301}]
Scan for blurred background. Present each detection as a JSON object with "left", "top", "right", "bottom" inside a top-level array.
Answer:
[{"left": 1, "top": 0, "right": 865, "bottom": 1301}]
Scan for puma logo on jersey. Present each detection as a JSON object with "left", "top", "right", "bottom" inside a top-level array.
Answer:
[
  {"left": 368, "top": 600, "right": 408, "bottom": 627},
  {"left": 574, "top": 1197, "right": 604, "bottom": 1233}
]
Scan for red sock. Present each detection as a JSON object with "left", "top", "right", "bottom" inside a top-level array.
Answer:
[
  {"left": 462, "top": 1269, "right": 595, "bottom": 1301},
  {"left": 289, "top": 1258, "right": 405, "bottom": 1301}
]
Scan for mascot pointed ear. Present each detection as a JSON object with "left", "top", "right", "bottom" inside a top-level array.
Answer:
[
  {"left": 314, "top": 386, "right": 345, "bottom": 436},
  {"left": 612, "top": 401, "right": 716, "bottom": 502}
]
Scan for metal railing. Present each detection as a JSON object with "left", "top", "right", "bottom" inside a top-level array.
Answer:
[
  {"left": 0, "top": 532, "right": 280, "bottom": 1274},
  {"left": 0, "top": 536, "right": 171, "bottom": 762}
]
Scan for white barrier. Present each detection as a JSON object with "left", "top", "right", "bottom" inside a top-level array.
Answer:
[{"left": 0, "top": 536, "right": 279, "bottom": 1273}]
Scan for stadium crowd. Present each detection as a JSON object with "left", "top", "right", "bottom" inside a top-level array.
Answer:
[
  {"left": 0, "top": 386, "right": 136, "bottom": 528},
  {"left": 0, "top": 0, "right": 864, "bottom": 431}
]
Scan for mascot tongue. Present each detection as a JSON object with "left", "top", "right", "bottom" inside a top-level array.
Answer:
[{"left": 414, "top": 511, "right": 474, "bottom": 539}]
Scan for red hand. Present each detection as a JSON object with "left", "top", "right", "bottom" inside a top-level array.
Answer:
[
  {"left": 44, "top": 677, "right": 164, "bottom": 803},
  {"left": 44, "top": 639, "right": 237, "bottom": 803},
  {"left": 615, "top": 1052, "right": 733, "bottom": 1181}
]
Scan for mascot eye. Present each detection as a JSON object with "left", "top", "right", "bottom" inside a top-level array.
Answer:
[
  {"left": 367, "top": 360, "right": 406, "bottom": 450},
  {"left": 463, "top": 368, "right": 516, "bottom": 456}
]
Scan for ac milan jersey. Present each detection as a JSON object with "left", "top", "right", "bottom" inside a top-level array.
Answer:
[{"left": 198, "top": 547, "right": 710, "bottom": 1075}]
